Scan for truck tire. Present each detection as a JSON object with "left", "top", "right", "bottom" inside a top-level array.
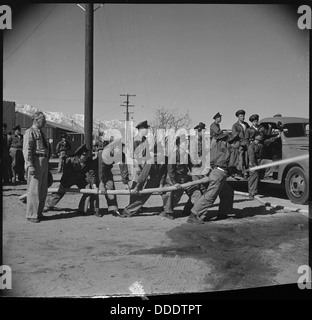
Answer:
[{"left": 285, "top": 167, "right": 309, "bottom": 205}]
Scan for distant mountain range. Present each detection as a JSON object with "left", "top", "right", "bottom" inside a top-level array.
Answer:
[{"left": 15, "top": 104, "right": 125, "bottom": 134}]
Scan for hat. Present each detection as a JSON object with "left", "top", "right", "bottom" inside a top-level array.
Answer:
[
  {"left": 213, "top": 112, "right": 222, "bottom": 120},
  {"left": 61, "top": 133, "right": 66, "bottom": 138},
  {"left": 73, "top": 144, "right": 89, "bottom": 156},
  {"left": 194, "top": 122, "right": 206, "bottom": 130},
  {"left": 136, "top": 120, "right": 150, "bottom": 130},
  {"left": 13, "top": 125, "right": 21, "bottom": 131},
  {"left": 235, "top": 109, "right": 246, "bottom": 117},
  {"left": 215, "top": 132, "right": 229, "bottom": 141},
  {"left": 249, "top": 114, "right": 259, "bottom": 122}
]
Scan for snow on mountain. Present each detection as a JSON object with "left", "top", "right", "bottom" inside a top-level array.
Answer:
[{"left": 15, "top": 104, "right": 125, "bottom": 133}]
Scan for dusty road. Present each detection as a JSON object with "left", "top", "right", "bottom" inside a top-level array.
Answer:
[{"left": 2, "top": 164, "right": 309, "bottom": 298}]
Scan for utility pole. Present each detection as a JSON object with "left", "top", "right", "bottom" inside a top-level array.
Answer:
[
  {"left": 84, "top": 3, "right": 94, "bottom": 154},
  {"left": 120, "top": 94, "right": 135, "bottom": 121},
  {"left": 120, "top": 94, "right": 135, "bottom": 151}
]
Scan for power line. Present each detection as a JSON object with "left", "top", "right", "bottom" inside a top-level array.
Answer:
[{"left": 4, "top": 4, "right": 58, "bottom": 62}]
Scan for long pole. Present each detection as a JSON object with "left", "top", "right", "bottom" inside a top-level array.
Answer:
[{"left": 84, "top": 3, "right": 94, "bottom": 154}]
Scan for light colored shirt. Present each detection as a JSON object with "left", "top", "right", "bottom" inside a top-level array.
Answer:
[
  {"left": 23, "top": 126, "right": 49, "bottom": 168},
  {"left": 240, "top": 122, "right": 246, "bottom": 132}
]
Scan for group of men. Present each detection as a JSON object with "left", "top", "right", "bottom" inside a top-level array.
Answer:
[
  {"left": 2, "top": 123, "right": 27, "bottom": 185},
  {"left": 21, "top": 108, "right": 281, "bottom": 224},
  {"left": 210, "top": 109, "right": 281, "bottom": 198}
]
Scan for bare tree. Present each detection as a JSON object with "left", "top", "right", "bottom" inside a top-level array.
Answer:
[
  {"left": 150, "top": 107, "right": 191, "bottom": 131},
  {"left": 149, "top": 107, "right": 192, "bottom": 154}
]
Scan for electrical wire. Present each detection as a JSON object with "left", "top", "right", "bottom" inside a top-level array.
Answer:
[{"left": 4, "top": 4, "right": 58, "bottom": 62}]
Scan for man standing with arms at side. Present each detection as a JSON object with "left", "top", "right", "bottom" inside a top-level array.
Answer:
[
  {"left": 56, "top": 133, "right": 71, "bottom": 173},
  {"left": 23, "top": 111, "right": 51, "bottom": 223},
  {"left": 210, "top": 112, "right": 223, "bottom": 146},
  {"left": 232, "top": 109, "right": 250, "bottom": 178}
]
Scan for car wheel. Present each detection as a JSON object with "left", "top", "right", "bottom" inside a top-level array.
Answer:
[{"left": 285, "top": 167, "right": 309, "bottom": 205}]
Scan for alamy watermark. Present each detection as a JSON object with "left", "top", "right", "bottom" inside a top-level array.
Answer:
[
  {"left": 297, "top": 265, "right": 311, "bottom": 289},
  {"left": 0, "top": 5, "right": 12, "bottom": 29},
  {"left": 298, "top": 5, "right": 312, "bottom": 29},
  {"left": 0, "top": 265, "right": 12, "bottom": 290}
]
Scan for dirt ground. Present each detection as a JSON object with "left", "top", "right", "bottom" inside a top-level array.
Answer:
[{"left": 2, "top": 164, "right": 309, "bottom": 298}]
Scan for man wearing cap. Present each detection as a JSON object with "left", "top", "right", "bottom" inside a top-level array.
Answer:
[
  {"left": 187, "top": 132, "right": 234, "bottom": 224},
  {"left": 210, "top": 113, "right": 223, "bottom": 143},
  {"left": 23, "top": 111, "right": 51, "bottom": 223},
  {"left": 97, "top": 137, "right": 130, "bottom": 217},
  {"left": 44, "top": 144, "right": 99, "bottom": 215},
  {"left": 56, "top": 133, "right": 72, "bottom": 173},
  {"left": 130, "top": 120, "right": 150, "bottom": 201},
  {"left": 245, "top": 114, "right": 267, "bottom": 143},
  {"left": 247, "top": 133, "right": 264, "bottom": 199},
  {"left": 2, "top": 123, "right": 12, "bottom": 184},
  {"left": 161, "top": 134, "right": 202, "bottom": 220},
  {"left": 189, "top": 122, "right": 211, "bottom": 194},
  {"left": 231, "top": 109, "right": 250, "bottom": 178},
  {"left": 119, "top": 142, "right": 168, "bottom": 218},
  {"left": 8, "top": 125, "right": 26, "bottom": 184}
]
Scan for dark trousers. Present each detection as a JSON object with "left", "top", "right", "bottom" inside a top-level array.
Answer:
[
  {"left": 162, "top": 174, "right": 202, "bottom": 214},
  {"left": 99, "top": 179, "right": 118, "bottom": 211},
  {"left": 46, "top": 178, "right": 98, "bottom": 213},
  {"left": 248, "top": 170, "right": 259, "bottom": 196},
  {"left": 191, "top": 168, "right": 234, "bottom": 218},
  {"left": 124, "top": 178, "right": 160, "bottom": 215},
  {"left": 238, "top": 145, "right": 248, "bottom": 172}
]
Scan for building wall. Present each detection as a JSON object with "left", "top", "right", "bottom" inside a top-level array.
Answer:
[
  {"left": 2, "top": 101, "right": 16, "bottom": 131},
  {"left": 14, "top": 111, "right": 84, "bottom": 156}
]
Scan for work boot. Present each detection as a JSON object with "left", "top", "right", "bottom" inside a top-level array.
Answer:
[
  {"left": 119, "top": 212, "right": 131, "bottom": 218},
  {"left": 187, "top": 212, "right": 204, "bottom": 224},
  {"left": 94, "top": 209, "right": 102, "bottom": 217},
  {"left": 109, "top": 210, "right": 122, "bottom": 217}
]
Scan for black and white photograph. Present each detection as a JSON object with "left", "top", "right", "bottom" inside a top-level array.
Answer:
[{"left": 1, "top": 1, "right": 310, "bottom": 300}]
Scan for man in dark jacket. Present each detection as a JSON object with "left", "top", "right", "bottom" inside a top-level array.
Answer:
[
  {"left": 210, "top": 112, "right": 223, "bottom": 142},
  {"left": 161, "top": 134, "right": 202, "bottom": 220},
  {"left": 44, "top": 144, "right": 98, "bottom": 215},
  {"left": 231, "top": 109, "right": 250, "bottom": 177},
  {"left": 56, "top": 133, "right": 72, "bottom": 173},
  {"left": 97, "top": 138, "right": 130, "bottom": 217},
  {"left": 188, "top": 132, "right": 234, "bottom": 224},
  {"left": 119, "top": 142, "right": 168, "bottom": 218}
]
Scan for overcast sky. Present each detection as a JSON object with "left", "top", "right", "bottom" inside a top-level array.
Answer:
[{"left": 3, "top": 3, "right": 309, "bottom": 130}]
